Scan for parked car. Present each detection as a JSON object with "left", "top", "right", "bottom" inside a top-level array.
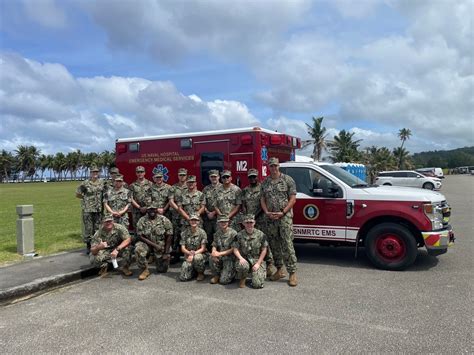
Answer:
[
  {"left": 416, "top": 167, "right": 444, "bottom": 179},
  {"left": 375, "top": 170, "right": 442, "bottom": 190}
]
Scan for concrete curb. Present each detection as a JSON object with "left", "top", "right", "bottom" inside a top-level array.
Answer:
[{"left": 0, "top": 266, "right": 98, "bottom": 305}]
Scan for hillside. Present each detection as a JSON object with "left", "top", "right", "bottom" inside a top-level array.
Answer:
[{"left": 412, "top": 146, "right": 474, "bottom": 168}]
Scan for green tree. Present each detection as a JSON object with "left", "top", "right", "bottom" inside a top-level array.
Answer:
[
  {"left": 15, "top": 145, "right": 41, "bottom": 181},
  {"left": 397, "top": 128, "right": 412, "bottom": 169},
  {"left": 0, "top": 150, "right": 15, "bottom": 182},
  {"left": 66, "top": 150, "right": 82, "bottom": 180},
  {"left": 327, "top": 130, "right": 362, "bottom": 163},
  {"left": 52, "top": 152, "right": 67, "bottom": 181},
  {"left": 305, "top": 116, "right": 327, "bottom": 161},
  {"left": 362, "top": 146, "right": 397, "bottom": 183},
  {"left": 393, "top": 147, "right": 413, "bottom": 170}
]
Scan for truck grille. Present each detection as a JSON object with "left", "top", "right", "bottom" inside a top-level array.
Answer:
[{"left": 441, "top": 201, "right": 451, "bottom": 226}]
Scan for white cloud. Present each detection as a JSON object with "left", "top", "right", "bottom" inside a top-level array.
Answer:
[{"left": 0, "top": 53, "right": 260, "bottom": 154}]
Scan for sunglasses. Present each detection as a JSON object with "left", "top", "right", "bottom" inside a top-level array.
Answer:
[{"left": 222, "top": 176, "right": 231, "bottom": 179}]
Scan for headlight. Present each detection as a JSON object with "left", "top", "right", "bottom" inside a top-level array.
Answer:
[{"left": 423, "top": 203, "right": 444, "bottom": 230}]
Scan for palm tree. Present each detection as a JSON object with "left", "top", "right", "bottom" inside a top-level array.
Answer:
[
  {"left": 100, "top": 150, "right": 115, "bottom": 175},
  {"left": 15, "top": 145, "right": 41, "bottom": 181},
  {"left": 397, "top": 128, "right": 412, "bottom": 169},
  {"left": 362, "top": 146, "right": 397, "bottom": 183},
  {"left": 52, "top": 152, "right": 67, "bottom": 181},
  {"left": 305, "top": 116, "right": 328, "bottom": 161},
  {"left": 82, "top": 152, "right": 99, "bottom": 178},
  {"left": 66, "top": 150, "right": 82, "bottom": 180},
  {"left": 38, "top": 154, "right": 50, "bottom": 181},
  {"left": 393, "top": 147, "right": 413, "bottom": 170},
  {"left": 327, "top": 130, "right": 362, "bottom": 163},
  {"left": 0, "top": 150, "right": 15, "bottom": 182}
]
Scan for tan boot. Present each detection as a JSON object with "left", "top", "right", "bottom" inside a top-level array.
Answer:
[
  {"left": 270, "top": 267, "right": 284, "bottom": 281},
  {"left": 196, "top": 272, "right": 205, "bottom": 281},
  {"left": 288, "top": 272, "right": 298, "bottom": 287},
  {"left": 210, "top": 276, "right": 220, "bottom": 284},
  {"left": 121, "top": 265, "right": 133, "bottom": 277},
  {"left": 98, "top": 265, "right": 108, "bottom": 278},
  {"left": 138, "top": 267, "right": 150, "bottom": 281},
  {"left": 239, "top": 278, "right": 246, "bottom": 288}
]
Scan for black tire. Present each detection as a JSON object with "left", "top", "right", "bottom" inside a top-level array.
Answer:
[
  {"left": 423, "top": 182, "right": 434, "bottom": 190},
  {"left": 383, "top": 183, "right": 392, "bottom": 186},
  {"left": 365, "top": 223, "right": 417, "bottom": 270}
]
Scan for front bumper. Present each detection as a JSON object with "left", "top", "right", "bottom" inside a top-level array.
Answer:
[{"left": 422, "top": 226, "right": 455, "bottom": 256}]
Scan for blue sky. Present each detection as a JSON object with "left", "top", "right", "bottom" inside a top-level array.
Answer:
[{"left": 1, "top": 0, "right": 472, "bottom": 156}]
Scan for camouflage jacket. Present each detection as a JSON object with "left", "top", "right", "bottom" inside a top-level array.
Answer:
[
  {"left": 180, "top": 227, "right": 207, "bottom": 251},
  {"left": 202, "top": 182, "right": 221, "bottom": 211},
  {"left": 212, "top": 228, "right": 237, "bottom": 252},
  {"left": 242, "top": 184, "right": 262, "bottom": 216},
  {"left": 148, "top": 183, "right": 172, "bottom": 208},
  {"left": 179, "top": 190, "right": 206, "bottom": 216},
  {"left": 76, "top": 178, "right": 104, "bottom": 212},
  {"left": 129, "top": 179, "right": 153, "bottom": 207},
  {"left": 91, "top": 223, "right": 131, "bottom": 250},
  {"left": 170, "top": 183, "right": 188, "bottom": 214},
  {"left": 136, "top": 215, "right": 173, "bottom": 253},
  {"left": 261, "top": 173, "right": 297, "bottom": 216},
  {"left": 215, "top": 184, "right": 242, "bottom": 216},
  {"left": 105, "top": 187, "right": 132, "bottom": 212},
  {"left": 232, "top": 228, "right": 268, "bottom": 262}
]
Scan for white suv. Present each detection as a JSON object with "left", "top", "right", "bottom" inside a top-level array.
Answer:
[{"left": 375, "top": 170, "right": 442, "bottom": 190}]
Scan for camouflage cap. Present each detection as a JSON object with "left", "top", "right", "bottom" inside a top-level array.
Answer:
[
  {"left": 217, "top": 215, "right": 230, "bottom": 223},
  {"left": 247, "top": 168, "right": 258, "bottom": 177},
  {"left": 110, "top": 167, "right": 119, "bottom": 174},
  {"left": 147, "top": 204, "right": 158, "bottom": 210},
  {"left": 153, "top": 171, "right": 164, "bottom": 178},
  {"left": 221, "top": 170, "right": 232, "bottom": 177},
  {"left": 268, "top": 157, "right": 279, "bottom": 166},
  {"left": 208, "top": 169, "right": 219, "bottom": 177},
  {"left": 242, "top": 214, "right": 255, "bottom": 222},
  {"left": 90, "top": 165, "right": 99, "bottom": 172},
  {"left": 189, "top": 214, "right": 200, "bottom": 221},
  {"left": 186, "top": 175, "right": 197, "bottom": 182},
  {"left": 114, "top": 175, "right": 124, "bottom": 182},
  {"left": 178, "top": 168, "right": 188, "bottom": 175},
  {"left": 136, "top": 165, "right": 145, "bottom": 172},
  {"left": 103, "top": 214, "right": 114, "bottom": 222}
]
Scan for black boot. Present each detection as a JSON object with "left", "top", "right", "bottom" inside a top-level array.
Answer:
[{"left": 86, "top": 242, "right": 91, "bottom": 255}]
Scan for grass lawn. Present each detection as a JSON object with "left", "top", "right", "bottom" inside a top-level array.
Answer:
[{"left": 0, "top": 181, "right": 84, "bottom": 265}]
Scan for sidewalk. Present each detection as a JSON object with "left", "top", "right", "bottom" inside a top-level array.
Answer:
[{"left": 0, "top": 249, "right": 97, "bottom": 304}]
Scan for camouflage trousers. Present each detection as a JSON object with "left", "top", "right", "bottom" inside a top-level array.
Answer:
[
  {"left": 132, "top": 209, "right": 146, "bottom": 232},
  {"left": 134, "top": 241, "right": 169, "bottom": 273},
  {"left": 179, "top": 254, "right": 207, "bottom": 281},
  {"left": 113, "top": 214, "right": 129, "bottom": 229},
  {"left": 90, "top": 248, "right": 131, "bottom": 268},
  {"left": 265, "top": 216, "right": 297, "bottom": 273},
  {"left": 209, "top": 255, "right": 235, "bottom": 284},
  {"left": 235, "top": 259, "right": 267, "bottom": 289},
  {"left": 171, "top": 214, "right": 183, "bottom": 251},
  {"left": 82, "top": 212, "right": 102, "bottom": 243}
]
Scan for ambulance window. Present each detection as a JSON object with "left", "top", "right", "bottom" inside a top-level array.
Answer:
[
  {"left": 201, "top": 152, "right": 224, "bottom": 186},
  {"left": 284, "top": 167, "right": 314, "bottom": 195},
  {"left": 129, "top": 143, "right": 139, "bottom": 152}
]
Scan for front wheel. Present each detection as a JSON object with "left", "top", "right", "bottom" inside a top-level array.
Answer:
[
  {"left": 423, "top": 182, "right": 434, "bottom": 190},
  {"left": 365, "top": 223, "right": 417, "bottom": 270}
]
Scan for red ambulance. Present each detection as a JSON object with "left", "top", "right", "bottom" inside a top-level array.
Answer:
[{"left": 116, "top": 127, "right": 454, "bottom": 270}]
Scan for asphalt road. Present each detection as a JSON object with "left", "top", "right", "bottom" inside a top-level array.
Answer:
[{"left": 1, "top": 175, "right": 472, "bottom": 353}]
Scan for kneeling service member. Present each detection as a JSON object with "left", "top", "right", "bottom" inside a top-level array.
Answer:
[
  {"left": 233, "top": 214, "right": 268, "bottom": 289},
  {"left": 134, "top": 204, "right": 173, "bottom": 280},
  {"left": 209, "top": 215, "right": 237, "bottom": 285},
  {"left": 179, "top": 214, "right": 208, "bottom": 282},
  {"left": 90, "top": 214, "right": 133, "bottom": 278}
]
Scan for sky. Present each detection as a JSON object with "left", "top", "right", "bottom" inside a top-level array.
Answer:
[{"left": 0, "top": 0, "right": 472, "bottom": 156}]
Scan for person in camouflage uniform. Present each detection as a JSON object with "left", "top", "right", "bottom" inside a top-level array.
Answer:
[
  {"left": 209, "top": 215, "right": 237, "bottom": 285},
  {"left": 242, "top": 168, "right": 275, "bottom": 277},
  {"left": 179, "top": 215, "right": 207, "bottom": 282},
  {"left": 148, "top": 172, "right": 172, "bottom": 216},
  {"left": 214, "top": 170, "right": 242, "bottom": 231},
  {"left": 261, "top": 157, "right": 298, "bottom": 287},
  {"left": 104, "top": 167, "right": 128, "bottom": 194},
  {"left": 169, "top": 168, "right": 188, "bottom": 260},
  {"left": 178, "top": 175, "right": 206, "bottom": 227},
  {"left": 233, "top": 214, "right": 268, "bottom": 289},
  {"left": 130, "top": 166, "right": 153, "bottom": 231},
  {"left": 104, "top": 175, "right": 132, "bottom": 228},
  {"left": 76, "top": 165, "right": 104, "bottom": 253},
  {"left": 90, "top": 214, "right": 133, "bottom": 277},
  {"left": 202, "top": 169, "right": 221, "bottom": 247},
  {"left": 134, "top": 205, "right": 173, "bottom": 280}
]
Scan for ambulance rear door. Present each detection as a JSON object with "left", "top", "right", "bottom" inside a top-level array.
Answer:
[{"left": 194, "top": 139, "right": 230, "bottom": 188}]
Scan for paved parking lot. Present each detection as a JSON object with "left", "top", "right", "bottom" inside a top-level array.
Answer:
[{"left": 0, "top": 175, "right": 472, "bottom": 353}]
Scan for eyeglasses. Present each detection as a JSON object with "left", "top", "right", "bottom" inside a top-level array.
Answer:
[{"left": 178, "top": 174, "right": 187, "bottom": 177}]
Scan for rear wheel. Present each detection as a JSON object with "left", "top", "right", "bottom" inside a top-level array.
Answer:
[
  {"left": 423, "top": 182, "right": 434, "bottom": 190},
  {"left": 365, "top": 223, "right": 417, "bottom": 270},
  {"left": 383, "top": 183, "right": 392, "bottom": 186}
]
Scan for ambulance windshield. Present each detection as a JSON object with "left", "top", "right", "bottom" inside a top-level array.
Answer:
[{"left": 320, "top": 165, "right": 368, "bottom": 188}]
